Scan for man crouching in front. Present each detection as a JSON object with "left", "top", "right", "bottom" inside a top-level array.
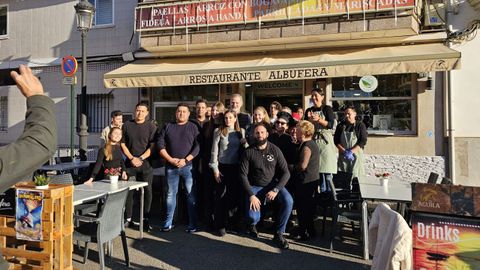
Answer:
[{"left": 239, "top": 122, "right": 293, "bottom": 249}]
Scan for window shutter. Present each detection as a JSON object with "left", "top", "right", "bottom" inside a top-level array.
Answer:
[{"left": 88, "top": 0, "right": 113, "bottom": 26}]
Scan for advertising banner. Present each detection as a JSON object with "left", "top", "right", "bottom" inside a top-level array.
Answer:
[
  {"left": 412, "top": 213, "right": 480, "bottom": 270},
  {"left": 15, "top": 189, "right": 43, "bottom": 241},
  {"left": 136, "top": 0, "right": 416, "bottom": 31}
]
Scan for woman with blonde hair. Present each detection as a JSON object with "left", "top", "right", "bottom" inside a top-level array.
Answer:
[
  {"left": 86, "top": 127, "right": 127, "bottom": 183},
  {"left": 246, "top": 106, "right": 271, "bottom": 145},
  {"left": 293, "top": 120, "right": 319, "bottom": 240}
]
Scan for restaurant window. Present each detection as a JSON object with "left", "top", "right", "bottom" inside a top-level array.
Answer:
[
  {"left": 88, "top": 0, "right": 114, "bottom": 26},
  {"left": 152, "top": 85, "right": 219, "bottom": 128},
  {"left": 331, "top": 74, "right": 416, "bottom": 135},
  {"left": 77, "top": 94, "right": 113, "bottom": 133},
  {"left": 0, "top": 5, "right": 7, "bottom": 37},
  {"left": 152, "top": 85, "right": 219, "bottom": 102},
  {"left": 0, "top": 96, "right": 7, "bottom": 131}
]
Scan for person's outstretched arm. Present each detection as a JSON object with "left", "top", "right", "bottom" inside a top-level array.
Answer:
[{"left": 0, "top": 65, "right": 57, "bottom": 191}]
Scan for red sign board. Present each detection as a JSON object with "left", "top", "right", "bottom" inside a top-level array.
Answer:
[
  {"left": 61, "top": 55, "right": 78, "bottom": 77},
  {"left": 136, "top": 0, "right": 416, "bottom": 31}
]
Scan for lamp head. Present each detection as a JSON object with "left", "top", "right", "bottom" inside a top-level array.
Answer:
[{"left": 74, "top": 0, "right": 95, "bottom": 32}]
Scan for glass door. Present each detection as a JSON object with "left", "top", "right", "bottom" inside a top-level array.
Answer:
[{"left": 153, "top": 102, "right": 195, "bottom": 128}]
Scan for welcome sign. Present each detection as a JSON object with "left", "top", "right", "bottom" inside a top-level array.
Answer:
[{"left": 136, "top": 0, "right": 416, "bottom": 31}]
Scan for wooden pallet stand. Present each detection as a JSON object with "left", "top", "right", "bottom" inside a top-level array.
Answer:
[{"left": 0, "top": 184, "right": 73, "bottom": 270}]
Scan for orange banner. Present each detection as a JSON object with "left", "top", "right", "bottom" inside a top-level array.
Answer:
[{"left": 136, "top": 0, "right": 416, "bottom": 31}]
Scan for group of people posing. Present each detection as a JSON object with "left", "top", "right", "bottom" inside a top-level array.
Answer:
[{"left": 88, "top": 88, "right": 367, "bottom": 250}]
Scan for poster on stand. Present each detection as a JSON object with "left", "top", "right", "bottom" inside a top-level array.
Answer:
[
  {"left": 412, "top": 213, "right": 480, "bottom": 270},
  {"left": 15, "top": 189, "right": 43, "bottom": 241}
]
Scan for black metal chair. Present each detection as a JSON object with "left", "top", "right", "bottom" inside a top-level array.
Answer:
[
  {"left": 55, "top": 156, "right": 73, "bottom": 164},
  {"left": 441, "top": 177, "right": 453, "bottom": 185},
  {"left": 50, "top": 173, "right": 74, "bottom": 185},
  {"left": 325, "top": 177, "right": 363, "bottom": 253},
  {"left": 427, "top": 172, "right": 440, "bottom": 184},
  {"left": 73, "top": 188, "right": 130, "bottom": 269}
]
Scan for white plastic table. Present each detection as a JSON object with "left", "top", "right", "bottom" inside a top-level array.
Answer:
[
  {"left": 358, "top": 176, "right": 412, "bottom": 260},
  {"left": 73, "top": 189, "right": 105, "bottom": 206},
  {"left": 74, "top": 180, "right": 149, "bottom": 239}
]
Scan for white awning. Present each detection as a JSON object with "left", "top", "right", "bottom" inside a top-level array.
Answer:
[{"left": 104, "top": 43, "right": 460, "bottom": 88}]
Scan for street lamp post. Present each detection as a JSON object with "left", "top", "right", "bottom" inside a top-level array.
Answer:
[{"left": 74, "top": 0, "right": 95, "bottom": 161}]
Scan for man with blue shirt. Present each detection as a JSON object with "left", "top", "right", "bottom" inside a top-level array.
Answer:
[{"left": 158, "top": 103, "right": 200, "bottom": 233}]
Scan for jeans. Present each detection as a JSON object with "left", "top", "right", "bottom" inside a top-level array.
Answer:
[
  {"left": 319, "top": 173, "right": 333, "bottom": 193},
  {"left": 163, "top": 164, "right": 196, "bottom": 229},
  {"left": 246, "top": 185, "right": 293, "bottom": 234}
]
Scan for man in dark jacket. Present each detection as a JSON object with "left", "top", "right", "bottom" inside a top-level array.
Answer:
[
  {"left": 158, "top": 103, "right": 200, "bottom": 233},
  {"left": 239, "top": 122, "right": 293, "bottom": 249}
]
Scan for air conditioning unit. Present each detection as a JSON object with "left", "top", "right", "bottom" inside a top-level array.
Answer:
[{"left": 424, "top": 0, "right": 446, "bottom": 26}]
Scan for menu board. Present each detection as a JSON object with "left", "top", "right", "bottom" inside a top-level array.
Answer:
[{"left": 412, "top": 213, "right": 480, "bottom": 270}]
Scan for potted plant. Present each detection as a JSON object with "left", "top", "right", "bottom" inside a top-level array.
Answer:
[
  {"left": 33, "top": 174, "right": 51, "bottom": 189},
  {"left": 375, "top": 172, "right": 390, "bottom": 186},
  {"left": 104, "top": 167, "right": 121, "bottom": 183}
]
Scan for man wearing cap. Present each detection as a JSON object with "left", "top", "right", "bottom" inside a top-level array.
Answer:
[{"left": 269, "top": 111, "right": 298, "bottom": 168}]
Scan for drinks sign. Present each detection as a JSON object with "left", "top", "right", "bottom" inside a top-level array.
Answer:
[{"left": 136, "top": 0, "right": 416, "bottom": 31}]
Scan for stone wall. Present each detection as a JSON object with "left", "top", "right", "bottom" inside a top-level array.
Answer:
[{"left": 364, "top": 155, "right": 445, "bottom": 183}]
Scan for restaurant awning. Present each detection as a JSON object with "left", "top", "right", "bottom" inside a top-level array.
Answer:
[{"left": 103, "top": 43, "right": 460, "bottom": 88}]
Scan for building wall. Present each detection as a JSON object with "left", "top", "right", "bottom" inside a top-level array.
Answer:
[
  {"left": 0, "top": 0, "right": 138, "bottom": 61},
  {"left": 365, "top": 155, "right": 445, "bottom": 183},
  {"left": 0, "top": 0, "right": 139, "bottom": 148},
  {"left": 449, "top": 3, "right": 480, "bottom": 185}
]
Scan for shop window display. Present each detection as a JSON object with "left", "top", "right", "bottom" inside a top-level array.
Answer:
[{"left": 331, "top": 74, "right": 416, "bottom": 135}]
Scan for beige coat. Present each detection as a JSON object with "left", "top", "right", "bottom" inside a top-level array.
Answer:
[{"left": 369, "top": 203, "right": 412, "bottom": 270}]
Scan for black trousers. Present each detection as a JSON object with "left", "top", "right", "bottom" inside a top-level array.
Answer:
[
  {"left": 214, "top": 163, "right": 241, "bottom": 230},
  {"left": 200, "top": 161, "right": 215, "bottom": 226},
  {"left": 295, "top": 180, "right": 319, "bottom": 235},
  {"left": 125, "top": 161, "right": 153, "bottom": 220}
]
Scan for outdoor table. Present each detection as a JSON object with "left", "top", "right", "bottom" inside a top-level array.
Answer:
[
  {"left": 40, "top": 161, "right": 94, "bottom": 172},
  {"left": 74, "top": 180, "right": 149, "bottom": 239},
  {"left": 73, "top": 189, "right": 105, "bottom": 206},
  {"left": 357, "top": 176, "right": 412, "bottom": 260}
]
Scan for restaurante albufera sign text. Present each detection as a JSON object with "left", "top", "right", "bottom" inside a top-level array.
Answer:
[{"left": 188, "top": 67, "right": 328, "bottom": 84}]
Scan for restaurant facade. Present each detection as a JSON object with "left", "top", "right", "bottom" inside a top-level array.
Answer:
[{"left": 104, "top": 0, "right": 463, "bottom": 182}]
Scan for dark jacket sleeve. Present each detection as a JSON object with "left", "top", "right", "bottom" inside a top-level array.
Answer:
[
  {"left": 0, "top": 95, "right": 57, "bottom": 192},
  {"left": 157, "top": 123, "right": 168, "bottom": 150},
  {"left": 274, "top": 147, "right": 291, "bottom": 191},
  {"left": 239, "top": 150, "right": 254, "bottom": 196},
  {"left": 188, "top": 123, "right": 200, "bottom": 158},
  {"left": 334, "top": 123, "right": 345, "bottom": 145},
  {"left": 354, "top": 122, "right": 368, "bottom": 148},
  {"left": 91, "top": 148, "right": 106, "bottom": 178},
  {"left": 323, "top": 105, "right": 335, "bottom": 129}
]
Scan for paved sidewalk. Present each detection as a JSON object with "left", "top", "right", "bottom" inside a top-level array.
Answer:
[{"left": 72, "top": 221, "right": 371, "bottom": 270}]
